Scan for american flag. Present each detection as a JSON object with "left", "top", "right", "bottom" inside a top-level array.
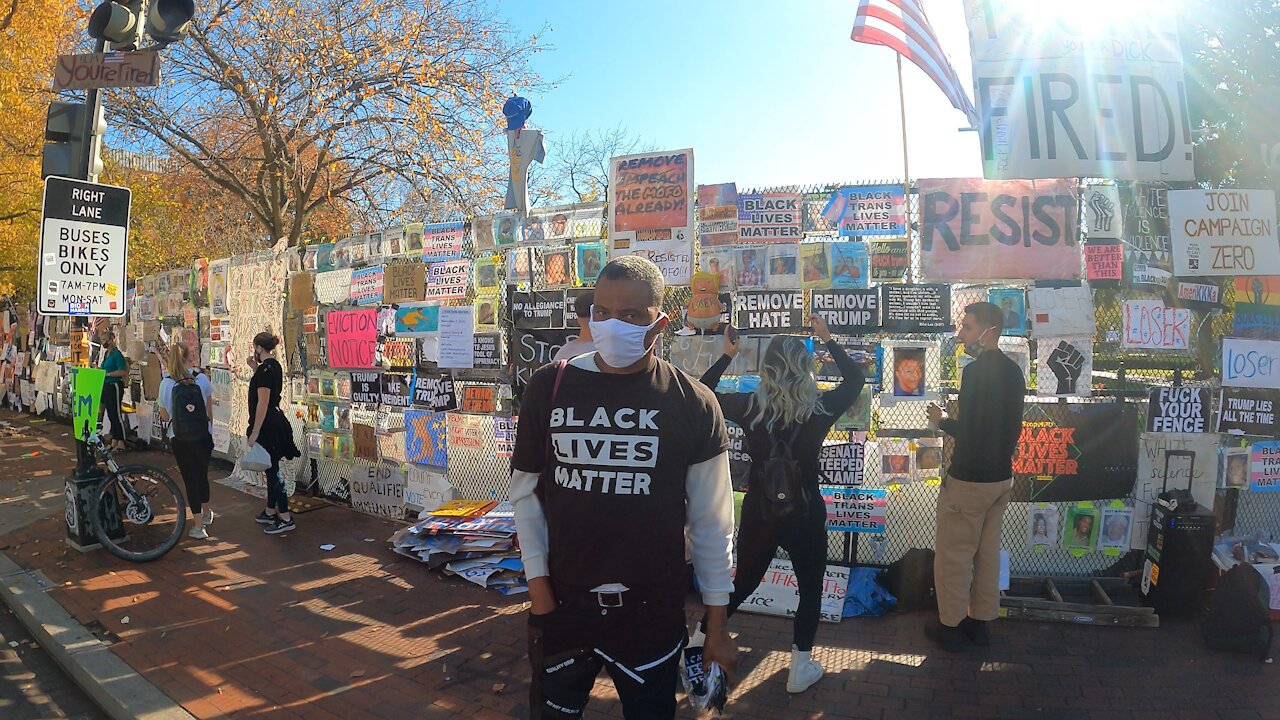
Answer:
[{"left": 851, "top": 0, "right": 978, "bottom": 126}]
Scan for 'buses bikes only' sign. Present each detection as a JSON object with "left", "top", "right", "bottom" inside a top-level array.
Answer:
[{"left": 39, "top": 176, "right": 130, "bottom": 317}]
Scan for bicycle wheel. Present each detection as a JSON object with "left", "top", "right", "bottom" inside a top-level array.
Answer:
[{"left": 91, "top": 464, "right": 187, "bottom": 562}]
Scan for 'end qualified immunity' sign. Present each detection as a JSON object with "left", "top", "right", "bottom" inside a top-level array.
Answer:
[{"left": 38, "top": 176, "right": 130, "bottom": 317}]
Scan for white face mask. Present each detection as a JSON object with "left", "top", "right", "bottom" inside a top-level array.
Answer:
[
  {"left": 960, "top": 326, "right": 992, "bottom": 356},
  {"left": 590, "top": 312, "right": 666, "bottom": 368}
]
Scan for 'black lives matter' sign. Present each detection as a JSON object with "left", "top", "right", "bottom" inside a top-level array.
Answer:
[
  {"left": 1217, "top": 387, "right": 1279, "bottom": 436},
  {"left": 811, "top": 289, "right": 879, "bottom": 334},
  {"left": 1146, "top": 387, "right": 1209, "bottom": 433},
  {"left": 880, "top": 284, "right": 952, "bottom": 333},
  {"left": 733, "top": 291, "right": 804, "bottom": 333}
]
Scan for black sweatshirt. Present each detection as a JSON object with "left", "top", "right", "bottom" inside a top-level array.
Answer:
[
  {"left": 700, "top": 339, "right": 865, "bottom": 491},
  {"left": 939, "top": 349, "right": 1025, "bottom": 483}
]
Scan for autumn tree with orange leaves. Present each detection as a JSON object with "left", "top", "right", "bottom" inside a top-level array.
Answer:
[{"left": 111, "top": 0, "right": 541, "bottom": 246}]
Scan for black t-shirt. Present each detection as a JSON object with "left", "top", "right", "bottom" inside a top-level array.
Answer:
[
  {"left": 248, "top": 357, "right": 284, "bottom": 421},
  {"left": 940, "top": 349, "right": 1025, "bottom": 482},
  {"left": 512, "top": 358, "right": 729, "bottom": 594}
]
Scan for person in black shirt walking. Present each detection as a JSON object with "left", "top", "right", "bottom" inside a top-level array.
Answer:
[
  {"left": 926, "top": 302, "right": 1025, "bottom": 651},
  {"left": 511, "top": 256, "right": 738, "bottom": 719},
  {"left": 696, "top": 315, "right": 866, "bottom": 693}
]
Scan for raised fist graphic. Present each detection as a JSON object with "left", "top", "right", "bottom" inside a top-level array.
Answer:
[
  {"left": 1048, "top": 340, "right": 1084, "bottom": 395},
  {"left": 1088, "top": 191, "right": 1116, "bottom": 234}
]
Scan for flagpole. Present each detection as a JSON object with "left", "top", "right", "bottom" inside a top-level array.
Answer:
[{"left": 896, "top": 53, "right": 914, "bottom": 283}]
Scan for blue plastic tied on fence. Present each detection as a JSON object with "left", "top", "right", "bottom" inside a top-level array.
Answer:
[{"left": 843, "top": 567, "right": 897, "bottom": 618}]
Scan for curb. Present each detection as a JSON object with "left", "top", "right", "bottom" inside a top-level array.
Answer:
[{"left": 0, "top": 552, "right": 195, "bottom": 720}]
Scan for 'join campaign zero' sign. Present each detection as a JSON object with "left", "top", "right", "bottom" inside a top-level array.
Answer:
[{"left": 39, "top": 176, "right": 130, "bottom": 317}]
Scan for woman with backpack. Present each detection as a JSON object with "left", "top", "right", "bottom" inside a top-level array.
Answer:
[
  {"left": 692, "top": 315, "right": 866, "bottom": 694},
  {"left": 246, "top": 332, "right": 300, "bottom": 535},
  {"left": 157, "top": 341, "right": 215, "bottom": 539}
]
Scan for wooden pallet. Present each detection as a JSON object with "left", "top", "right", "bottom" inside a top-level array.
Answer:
[{"left": 999, "top": 576, "right": 1159, "bottom": 627}]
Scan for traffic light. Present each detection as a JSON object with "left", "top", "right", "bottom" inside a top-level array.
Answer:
[
  {"left": 88, "top": 0, "right": 145, "bottom": 51},
  {"left": 146, "top": 0, "right": 195, "bottom": 43},
  {"left": 42, "top": 101, "right": 105, "bottom": 180}
]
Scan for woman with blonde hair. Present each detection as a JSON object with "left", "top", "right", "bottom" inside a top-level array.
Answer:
[
  {"left": 156, "top": 341, "right": 215, "bottom": 539},
  {"left": 692, "top": 315, "right": 866, "bottom": 694}
]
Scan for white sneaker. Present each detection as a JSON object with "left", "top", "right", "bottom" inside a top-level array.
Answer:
[
  {"left": 202, "top": 508, "right": 214, "bottom": 527},
  {"left": 188, "top": 525, "right": 209, "bottom": 540},
  {"left": 786, "top": 648, "right": 824, "bottom": 694}
]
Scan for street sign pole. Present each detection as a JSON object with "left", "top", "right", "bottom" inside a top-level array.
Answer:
[{"left": 82, "top": 39, "right": 106, "bottom": 184}]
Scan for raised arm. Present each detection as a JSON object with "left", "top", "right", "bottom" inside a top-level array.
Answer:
[{"left": 812, "top": 315, "right": 866, "bottom": 416}]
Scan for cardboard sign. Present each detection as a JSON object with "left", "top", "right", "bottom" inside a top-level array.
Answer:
[
  {"left": 737, "top": 192, "right": 802, "bottom": 242},
  {"left": 349, "top": 463, "right": 406, "bottom": 519},
  {"left": 732, "top": 291, "right": 804, "bottom": 333},
  {"left": 822, "top": 486, "right": 886, "bottom": 532},
  {"left": 624, "top": 239, "right": 693, "bottom": 286},
  {"left": 404, "top": 465, "right": 453, "bottom": 512},
  {"left": 380, "top": 372, "right": 414, "bottom": 408},
  {"left": 383, "top": 263, "right": 425, "bottom": 303},
  {"left": 425, "top": 259, "right": 469, "bottom": 300},
  {"left": 918, "top": 178, "right": 1081, "bottom": 281},
  {"left": 462, "top": 384, "right": 497, "bottom": 414},
  {"left": 404, "top": 409, "right": 448, "bottom": 467},
  {"left": 1147, "top": 387, "right": 1210, "bottom": 433},
  {"left": 608, "top": 149, "right": 694, "bottom": 248},
  {"left": 353, "top": 422, "right": 379, "bottom": 462},
  {"left": 1123, "top": 300, "right": 1191, "bottom": 350},
  {"left": 495, "top": 416, "right": 518, "bottom": 458},
  {"left": 326, "top": 309, "right": 378, "bottom": 368},
  {"left": 350, "top": 371, "right": 380, "bottom": 404},
  {"left": 1084, "top": 184, "right": 1124, "bottom": 240},
  {"left": 737, "top": 557, "right": 848, "bottom": 624},
  {"left": 880, "top": 284, "right": 952, "bottom": 333},
  {"left": 1251, "top": 441, "right": 1280, "bottom": 492},
  {"left": 811, "top": 289, "right": 879, "bottom": 333},
  {"left": 381, "top": 338, "right": 417, "bottom": 369},
  {"left": 819, "top": 438, "right": 866, "bottom": 486},
  {"left": 1169, "top": 189, "right": 1280, "bottom": 276},
  {"left": 447, "top": 413, "right": 486, "bottom": 451},
  {"left": 1217, "top": 387, "right": 1278, "bottom": 436},
  {"left": 472, "top": 333, "right": 505, "bottom": 371},
  {"left": 288, "top": 272, "right": 315, "bottom": 310},
  {"left": 1085, "top": 243, "right": 1124, "bottom": 283},
  {"left": 1223, "top": 337, "right": 1280, "bottom": 389},
  {"left": 413, "top": 372, "right": 458, "bottom": 412},
  {"left": 1028, "top": 286, "right": 1095, "bottom": 338},
  {"left": 349, "top": 265, "right": 384, "bottom": 305},
  {"left": 512, "top": 291, "right": 566, "bottom": 330}
]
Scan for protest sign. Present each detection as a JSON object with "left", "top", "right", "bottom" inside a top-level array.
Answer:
[
  {"left": 493, "top": 211, "right": 522, "bottom": 247},
  {"left": 564, "top": 288, "right": 592, "bottom": 326},
  {"left": 404, "top": 409, "right": 448, "bottom": 467},
  {"left": 625, "top": 238, "right": 693, "bottom": 285},
  {"left": 816, "top": 338, "right": 877, "bottom": 384},
  {"left": 1085, "top": 243, "right": 1124, "bottom": 284},
  {"left": 462, "top": 384, "right": 497, "bottom": 414},
  {"left": 869, "top": 238, "right": 908, "bottom": 282},
  {"left": 537, "top": 203, "right": 605, "bottom": 241},
  {"left": 1004, "top": 402, "right": 1140, "bottom": 503},
  {"left": 820, "top": 438, "right": 866, "bottom": 486},
  {"left": 822, "top": 185, "right": 906, "bottom": 237},
  {"left": 325, "top": 309, "right": 377, "bottom": 368},
  {"left": 697, "top": 183, "right": 739, "bottom": 247},
  {"left": 349, "top": 463, "right": 406, "bottom": 519},
  {"left": 1134, "top": 433, "right": 1220, "bottom": 546},
  {"left": 380, "top": 372, "right": 413, "bottom": 408},
  {"left": 964, "top": 5, "right": 1192, "bottom": 181},
  {"left": 737, "top": 558, "right": 848, "bottom": 623},
  {"left": 349, "top": 266, "right": 383, "bottom": 305},
  {"left": 353, "top": 422, "right": 378, "bottom": 463},
  {"left": 880, "top": 284, "right": 952, "bottom": 333},
  {"left": 822, "top": 487, "right": 887, "bottom": 533},
  {"left": 829, "top": 242, "right": 870, "bottom": 289},
  {"left": 393, "top": 302, "right": 439, "bottom": 337},
  {"left": 1084, "top": 185, "right": 1124, "bottom": 240},
  {"left": 437, "top": 307, "right": 474, "bottom": 369},
  {"left": 413, "top": 372, "right": 457, "bottom": 411},
  {"left": 799, "top": 243, "right": 831, "bottom": 290},
  {"left": 495, "top": 416, "right": 517, "bottom": 458},
  {"left": 765, "top": 244, "right": 799, "bottom": 289},
  {"left": 669, "top": 336, "right": 720, "bottom": 378},
  {"left": 1123, "top": 300, "right": 1191, "bottom": 350},
  {"left": 472, "top": 333, "right": 505, "bottom": 371},
  {"left": 918, "top": 178, "right": 1081, "bottom": 281},
  {"left": 1147, "top": 387, "right": 1210, "bottom": 433},
  {"left": 513, "top": 330, "right": 574, "bottom": 387},
  {"left": 1233, "top": 275, "right": 1280, "bottom": 340},
  {"left": 447, "top": 413, "right": 486, "bottom": 451},
  {"left": 1028, "top": 286, "right": 1095, "bottom": 338},
  {"left": 608, "top": 149, "right": 694, "bottom": 249},
  {"left": 811, "top": 289, "right": 879, "bottom": 333},
  {"left": 1169, "top": 189, "right": 1280, "bottom": 276},
  {"left": 1217, "top": 387, "right": 1278, "bottom": 436},
  {"left": 733, "top": 291, "right": 804, "bottom": 333},
  {"left": 209, "top": 259, "right": 228, "bottom": 314},
  {"left": 738, "top": 192, "right": 802, "bottom": 242},
  {"left": 382, "top": 263, "right": 425, "bottom": 303},
  {"left": 512, "top": 291, "right": 566, "bottom": 330},
  {"left": 988, "top": 287, "right": 1027, "bottom": 336},
  {"left": 288, "top": 272, "right": 314, "bottom": 310},
  {"left": 1223, "top": 337, "right": 1280, "bottom": 389},
  {"left": 421, "top": 221, "right": 464, "bottom": 260},
  {"left": 1036, "top": 337, "right": 1092, "bottom": 398},
  {"left": 350, "top": 371, "right": 380, "bottom": 404},
  {"left": 425, "top": 259, "right": 469, "bottom": 300},
  {"left": 1250, "top": 441, "right": 1280, "bottom": 492},
  {"left": 1175, "top": 281, "right": 1221, "bottom": 309},
  {"left": 380, "top": 338, "right": 416, "bottom": 369},
  {"left": 473, "top": 257, "right": 500, "bottom": 292},
  {"left": 1122, "top": 183, "right": 1173, "bottom": 286},
  {"left": 404, "top": 465, "right": 453, "bottom": 513}
]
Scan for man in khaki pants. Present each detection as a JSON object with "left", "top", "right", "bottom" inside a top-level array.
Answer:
[{"left": 926, "top": 302, "right": 1025, "bottom": 652}]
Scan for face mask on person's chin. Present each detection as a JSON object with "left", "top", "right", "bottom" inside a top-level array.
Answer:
[{"left": 590, "top": 313, "right": 666, "bottom": 368}]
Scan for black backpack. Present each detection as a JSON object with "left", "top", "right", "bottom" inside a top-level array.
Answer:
[
  {"left": 1202, "top": 564, "right": 1273, "bottom": 661},
  {"left": 170, "top": 375, "right": 211, "bottom": 442},
  {"left": 882, "top": 548, "right": 937, "bottom": 612},
  {"left": 753, "top": 423, "right": 809, "bottom": 521}
]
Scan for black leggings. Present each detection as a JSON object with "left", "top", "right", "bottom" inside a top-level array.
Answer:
[
  {"left": 721, "top": 491, "right": 828, "bottom": 651},
  {"left": 172, "top": 436, "right": 212, "bottom": 514},
  {"left": 265, "top": 458, "right": 289, "bottom": 514},
  {"left": 100, "top": 382, "right": 128, "bottom": 442}
]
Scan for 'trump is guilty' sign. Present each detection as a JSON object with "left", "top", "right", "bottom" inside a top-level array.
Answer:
[{"left": 39, "top": 177, "right": 130, "bottom": 316}]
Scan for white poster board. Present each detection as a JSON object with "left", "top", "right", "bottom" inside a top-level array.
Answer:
[
  {"left": 1169, "top": 189, "right": 1280, "bottom": 276},
  {"left": 1223, "top": 337, "right": 1280, "bottom": 389},
  {"left": 1133, "top": 432, "right": 1221, "bottom": 549},
  {"left": 1028, "top": 285, "right": 1095, "bottom": 338},
  {"left": 736, "top": 557, "right": 849, "bottom": 624}
]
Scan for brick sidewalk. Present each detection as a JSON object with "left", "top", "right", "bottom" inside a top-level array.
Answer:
[{"left": 0, "top": 411, "right": 1276, "bottom": 719}]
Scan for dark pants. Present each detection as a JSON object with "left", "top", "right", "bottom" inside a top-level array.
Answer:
[
  {"left": 100, "top": 382, "right": 129, "bottom": 442},
  {"left": 265, "top": 458, "right": 289, "bottom": 513},
  {"left": 172, "top": 436, "right": 212, "bottom": 514},
  {"left": 723, "top": 491, "right": 828, "bottom": 651},
  {"left": 528, "top": 597, "right": 686, "bottom": 719}
]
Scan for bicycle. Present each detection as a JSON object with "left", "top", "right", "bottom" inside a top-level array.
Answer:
[{"left": 83, "top": 432, "right": 187, "bottom": 562}]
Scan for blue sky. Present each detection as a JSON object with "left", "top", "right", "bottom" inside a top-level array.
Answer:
[{"left": 498, "top": 0, "right": 984, "bottom": 190}]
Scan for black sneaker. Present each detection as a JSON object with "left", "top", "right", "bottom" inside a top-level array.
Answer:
[
  {"left": 925, "top": 622, "right": 965, "bottom": 653},
  {"left": 254, "top": 511, "right": 277, "bottom": 525},
  {"left": 264, "top": 517, "right": 295, "bottom": 535},
  {"left": 959, "top": 617, "right": 989, "bottom": 647}
]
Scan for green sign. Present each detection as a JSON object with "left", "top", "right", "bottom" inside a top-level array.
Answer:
[{"left": 71, "top": 367, "right": 105, "bottom": 441}]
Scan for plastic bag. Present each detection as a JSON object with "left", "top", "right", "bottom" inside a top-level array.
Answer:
[
  {"left": 680, "top": 644, "right": 728, "bottom": 715},
  {"left": 843, "top": 567, "right": 897, "bottom": 618}
]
